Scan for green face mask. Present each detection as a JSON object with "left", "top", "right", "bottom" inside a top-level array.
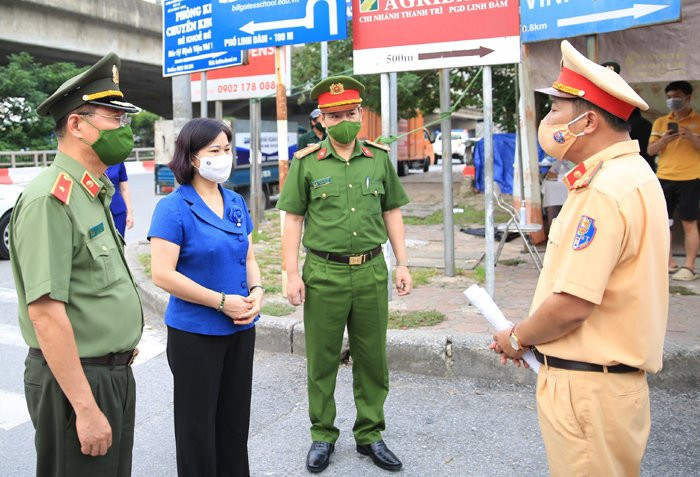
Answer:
[
  {"left": 80, "top": 117, "right": 134, "bottom": 166},
  {"left": 327, "top": 120, "right": 361, "bottom": 144}
]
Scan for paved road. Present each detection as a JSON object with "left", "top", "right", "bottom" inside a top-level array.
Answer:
[{"left": 1, "top": 304, "right": 699, "bottom": 476}]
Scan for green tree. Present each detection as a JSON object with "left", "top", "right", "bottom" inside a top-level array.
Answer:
[
  {"left": 131, "top": 110, "right": 160, "bottom": 147},
  {"left": 291, "top": 23, "right": 518, "bottom": 131},
  {"left": 0, "top": 52, "right": 87, "bottom": 150}
]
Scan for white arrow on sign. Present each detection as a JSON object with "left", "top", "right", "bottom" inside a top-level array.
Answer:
[
  {"left": 240, "top": 0, "right": 338, "bottom": 35},
  {"left": 557, "top": 3, "right": 669, "bottom": 28},
  {"left": 174, "top": 51, "right": 228, "bottom": 64}
]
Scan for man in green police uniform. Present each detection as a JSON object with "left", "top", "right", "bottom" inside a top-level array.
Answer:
[
  {"left": 278, "top": 75, "right": 413, "bottom": 473},
  {"left": 297, "top": 108, "right": 327, "bottom": 149},
  {"left": 10, "top": 52, "right": 143, "bottom": 477}
]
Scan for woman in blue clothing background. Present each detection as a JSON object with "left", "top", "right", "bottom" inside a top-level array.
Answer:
[
  {"left": 105, "top": 162, "right": 134, "bottom": 237},
  {"left": 148, "top": 118, "right": 263, "bottom": 477}
]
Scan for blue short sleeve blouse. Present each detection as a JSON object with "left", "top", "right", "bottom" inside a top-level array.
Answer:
[{"left": 148, "top": 183, "right": 257, "bottom": 335}]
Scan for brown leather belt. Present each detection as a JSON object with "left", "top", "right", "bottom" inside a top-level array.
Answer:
[
  {"left": 309, "top": 246, "right": 382, "bottom": 265},
  {"left": 532, "top": 348, "right": 639, "bottom": 374},
  {"left": 29, "top": 347, "right": 139, "bottom": 366}
]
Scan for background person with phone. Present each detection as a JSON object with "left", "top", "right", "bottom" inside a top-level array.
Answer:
[{"left": 648, "top": 80, "right": 700, "bottom": 281}]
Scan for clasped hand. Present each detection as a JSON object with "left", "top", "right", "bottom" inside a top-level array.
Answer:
[{"left": 222, "top": 290, "right": 262, "bottom": 325}]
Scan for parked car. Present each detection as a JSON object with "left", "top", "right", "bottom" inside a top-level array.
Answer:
[
  {"left": 433, "top": 129, "right": 471, "bottom": 164},
  {"left": 0, "top": 184, "right": 24, "bottom": 259}
]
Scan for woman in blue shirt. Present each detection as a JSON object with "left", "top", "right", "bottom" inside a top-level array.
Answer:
[
  {"left": 148, "top": 118, "right": 263, "bottom": 477},
  {"left": 105, "top": 162, "right": 133, "bottom": 237}
]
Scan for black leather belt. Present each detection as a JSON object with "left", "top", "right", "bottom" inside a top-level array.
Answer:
[
  {"left": 29, "top": 347, "right": 139, "bottom": 366},
  {"left": 309, "top": 246, "right": 382, "bottom": 265},
  {"left": 532, "top": 348, "right": 639, "bottom": 374}
]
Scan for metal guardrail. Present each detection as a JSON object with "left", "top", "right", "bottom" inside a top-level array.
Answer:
[{"left": 0, "top": 148, "right": 155, "bottom": 168}]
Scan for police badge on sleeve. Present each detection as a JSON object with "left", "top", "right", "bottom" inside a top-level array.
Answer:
[{"left": 572, "top": 215, "right": 596, "bottom": 250}]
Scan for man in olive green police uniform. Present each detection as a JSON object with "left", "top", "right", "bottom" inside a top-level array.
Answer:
[
  {"left": 10, "top": 52, "right": 143, "bottom": 477},
  {"left": 297, "top": 108, "right": 327, "bottom": 149},
  {"left": 278, "top": 76, "right": 413, "bottom": 473}
]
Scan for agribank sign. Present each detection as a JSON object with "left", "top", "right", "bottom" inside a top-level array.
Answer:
[{"left": 352, "top": 0, "right": 520, "bottom": 74}]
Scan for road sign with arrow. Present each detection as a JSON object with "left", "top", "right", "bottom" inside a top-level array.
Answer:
[
  {"left": 520, "top": 0, "right": 681, "bottom": 43},
  {"left": 352, "top": 0, "right": 520, "bottom": 74},
  {"left": 162, "top": 0, "right": 245, "bottom": 77},
  {"left": 211, "top": 0, "right": 347, "bottom": 50}
]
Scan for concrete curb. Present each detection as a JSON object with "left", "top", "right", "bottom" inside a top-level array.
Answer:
[{"left": 126, "top": 244, "right": 699, "bottom": 389}]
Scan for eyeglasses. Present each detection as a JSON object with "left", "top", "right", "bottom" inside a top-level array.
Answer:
[{"left": 77, "top": 113, "right": 132, "bottom": 127}]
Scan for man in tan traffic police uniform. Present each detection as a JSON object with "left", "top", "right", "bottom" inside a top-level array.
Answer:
[{"left": 491, "top": 41, "right": 669, "bottom": 476}]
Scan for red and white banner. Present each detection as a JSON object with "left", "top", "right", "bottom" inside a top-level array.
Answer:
[
  {"left": 191, "top": 47, "right": 291, "bottom": 101},
  {"left": 352, "top": 0, "right": 520, "bottom": 74}
]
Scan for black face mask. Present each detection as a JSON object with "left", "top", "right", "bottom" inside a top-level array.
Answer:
[{"left": 313, "top": 122, "right": 326, "bottom": 134}]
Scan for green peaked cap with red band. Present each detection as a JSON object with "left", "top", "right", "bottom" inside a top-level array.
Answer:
[{"left": 310, "top": 75, "right": 365, "bottom": 113}]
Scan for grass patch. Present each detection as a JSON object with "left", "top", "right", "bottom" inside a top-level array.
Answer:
[
  {"left": 498, "top": 258, "right": 525, "bottom": 267},
  {"left": 252, "top": 228, "right": 273, "bottom": 243},
  {"left": 138, "top": 254, "right": 151, "bottom": 277},
  {"left": 470, "top": 265, "right": 486, "bottom": 284},
  {"left": 393, "top": 267, "right": 438, "bottom": 287},
  {"left": 669, "top": 285, "right": 698, "bottom": 296},
  {"left": 261, "top": 302, "right": 295, "bottom": 316},
  {"left": 403, "top": 205, "right": 510, "bottom": 226},
  {"left": 388, "top": 310, "right": 445, "bottom": 329}
]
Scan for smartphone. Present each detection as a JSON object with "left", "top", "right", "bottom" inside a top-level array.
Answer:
[{"left": 668, "top": 122, "right": 679, "bottom": 133}]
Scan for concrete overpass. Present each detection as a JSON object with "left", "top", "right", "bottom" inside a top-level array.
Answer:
[{"left": 0, "top": 0, "right": 172, "bottom": 116}]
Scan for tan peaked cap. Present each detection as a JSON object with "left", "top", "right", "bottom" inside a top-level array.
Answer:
[{"left": 537, "top": 40, "right": 648, "bottom": 119}]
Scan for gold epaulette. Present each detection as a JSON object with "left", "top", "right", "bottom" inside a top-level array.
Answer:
[
  {"left": 364, "top": 139, "right": 391, "bottom": 152},
  {"left": 294, "top": 143, "right": 321, "bottom": 159}
]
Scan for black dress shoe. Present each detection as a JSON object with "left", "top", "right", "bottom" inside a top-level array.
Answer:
[
  {"left": 306, "top": 441, "right": 335, "bottom": 473},
  {"left": 356, "top": 440, "right": 402, "bottom": 471}
]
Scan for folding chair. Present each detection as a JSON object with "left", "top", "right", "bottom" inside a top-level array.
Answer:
[{"left": 493, "top": 187, "right": 543, "bottom": 271}]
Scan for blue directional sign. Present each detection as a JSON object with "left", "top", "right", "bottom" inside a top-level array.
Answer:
[
  {"left": 162, "top": 0, "right": 245, "bottom": 77},
  {"left": 211, "top": 0, "right": 347, "bottom": 50},
  {"left": 520, "top": 0, "right": 681, "bottom": 43}
]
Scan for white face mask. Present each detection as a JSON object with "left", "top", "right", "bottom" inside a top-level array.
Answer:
[{"left": 194, "top": 154, "right": 233, "bottom": 183}]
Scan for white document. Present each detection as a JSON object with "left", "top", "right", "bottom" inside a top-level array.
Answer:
[{"left": 464, "top": 284, "right": 540, "bottom": 373}]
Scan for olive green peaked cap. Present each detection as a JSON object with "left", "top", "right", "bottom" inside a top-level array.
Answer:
[{"left": 37, "top": 52, "right": 140, "bottom": 121}]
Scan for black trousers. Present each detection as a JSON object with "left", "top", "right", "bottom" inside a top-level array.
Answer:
[{"left": 167, "top": 326, "right": 255, "bottom": 477}]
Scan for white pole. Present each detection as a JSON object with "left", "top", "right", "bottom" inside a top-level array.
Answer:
[
  {"left": 483, "top": 66, "right": 495, "bottom": 297},
  {"left": 321, "top": 42, "right": 328, "bottom": 79},
  {"left": 201, "top": 71, "right": 208, "bottom": 118},
  {"left": 440, "top": 69, "right": 454, "bottom": 277}
]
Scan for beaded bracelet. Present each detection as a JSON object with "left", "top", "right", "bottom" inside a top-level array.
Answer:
[{"left": 217, "top": 292, "right": 226, "bottom": 312}]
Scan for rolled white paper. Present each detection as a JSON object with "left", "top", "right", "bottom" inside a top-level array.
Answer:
[{"left": 464, "top": 284, "right": 540, "bottom": 373}]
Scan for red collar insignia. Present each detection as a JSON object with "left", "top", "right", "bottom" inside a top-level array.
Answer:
[
  {"left": 80, "top": 171, "right": 100, "bottom": 198},
  {"left": 51, "top": 172, "right": 73, "bottom": 204}
]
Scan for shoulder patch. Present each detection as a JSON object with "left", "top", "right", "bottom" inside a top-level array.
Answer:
[
  {"left": 51, "top": 172, "right": 73, "bottom": 204},
  {"left": 294, "top": 142, "right": 321, "bottom": 159},
  {"left": 364, "top": 139, "right": 391, "bottom": 152},
  {"left": 572, "top": 215, "right": 596, "bottom": 250}
]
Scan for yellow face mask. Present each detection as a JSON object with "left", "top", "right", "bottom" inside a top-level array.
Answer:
[{"left": 537, "top": 112, "right": 588, "bottom": 160}]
